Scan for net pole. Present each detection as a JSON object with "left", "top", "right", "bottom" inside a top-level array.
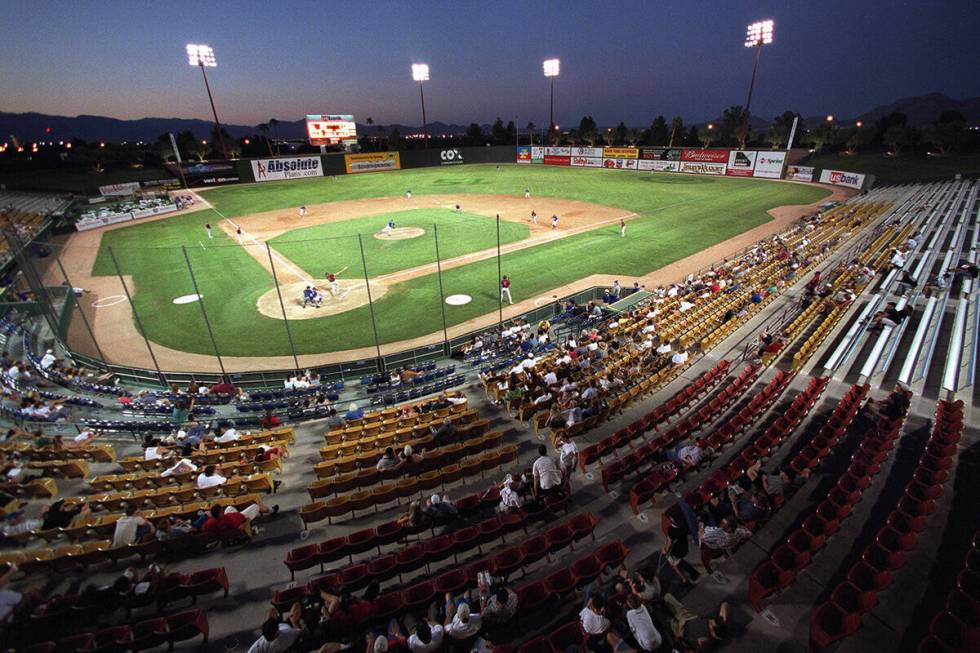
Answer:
[
  {"left": 496, "top": 214, "right": 503, "bottom": 327},
  {"left": 358, "top": 233, "right": 384, "bottom": 369},
  {"left": 265, "top": 242, "right": 301, "bottom": 373},
  {"left": 108, "top": 246, "right": 167, "bottom": 388},
  {"left": 181, "top": 245, "right": 226, "bottom": 376},
  {"left": 50, "top": 246, "right": 108, "bottom": 367},
  {"left": 433, "top": 224, "right": 450, "bottom": 354}
]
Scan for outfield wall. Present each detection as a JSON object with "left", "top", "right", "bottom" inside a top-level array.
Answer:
[{"left": 233, "top": 146, "right": 516, "bottom": 184}]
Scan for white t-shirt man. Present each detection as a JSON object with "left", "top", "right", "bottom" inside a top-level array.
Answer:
[
  {"left": 543, "top": 371, "right": 558, "bottom": 385},
  {"left": 655, "top": 343, "right": 672, "bottom": 355},
  {"left": 627, "top": 604, "right": 663, "bottom": 651},
  {"left": 144, "top": 447, "right": 163, "bottom": 461},
  {"left": 672, "top": 351, "right": 689, "bottom": 366},
  {"left": 197, "top": 472, "right": 227, "bottom": 489},
  {"left": 408, "top": 623, "right": 444, "bottom": 653},
  {"left": 215, "top": 428, "right": 240, "bottom": 443},
  {"left": 532, "top": 455, "right": 562, "bottom": 491},
  {"left": 112, "top": 515, "right": 148, "bottom": 548},
  {"left": 40, "top": 351, "right": 56, "bottom": 369},
  {"left": 161, "top": 458, "right": 197, "bottom": 477},
  {"left": 580, "top": 605, "right": 610, "bottom": 635},
  {"left": 246, "top": 624, "right": 302, "bottom": 653},
  {"left": 446, "top": 606, "right": 481, "bottom": 639}
]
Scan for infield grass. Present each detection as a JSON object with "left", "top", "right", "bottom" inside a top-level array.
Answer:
[{"left": 89, "top": 165, "right": 830, "bottom": 357}]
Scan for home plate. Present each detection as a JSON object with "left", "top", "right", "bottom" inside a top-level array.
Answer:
[
  {"left": 445, "top": 294, "right": 472, "bottom": 306},
  {"left": 173, "top": 294, "right": 202, "bottom": 305}
]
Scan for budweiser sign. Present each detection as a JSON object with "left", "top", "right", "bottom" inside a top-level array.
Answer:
[{"left": 681, "top": 148, "right": 728, "bottom": 163}]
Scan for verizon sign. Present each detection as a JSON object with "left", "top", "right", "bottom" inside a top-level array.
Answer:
[{"left": 819, "top": 169, "right": 865, "bottom": 189}]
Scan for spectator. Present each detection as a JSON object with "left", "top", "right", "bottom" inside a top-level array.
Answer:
[
  {"left": 196, "top": 465, "right": 227, "bottom": 489},
  {"left": 0, "top": 511, "right": 41, "bottom": 537},
  {"left": 671, "top": 348, "right": 689, "bottom": 366},
  {"left": 376, "top": 447, "right": 403, "bottom": 472},
  {"left": 497, "top": 474, "right": 522, "bottom": 513},
  {"left": 161, "top": 457, "right": 198, "bottom": 478},
  {"left": 112, "top": 505, "right": 155, "bottom": 548},
  {"left": 626, "top": 594, "right": 663, "bottom": 652},
  {"left": 429, "top": 418, "right": 456, "bottom": 445},
  {"left": 40, "top": 498, "right": 89, "bottom": 530},
  {"left": 532, "top": 444, "right": 563, "bottom": 498},
  {"left": 729, "top": 488, "right": 770, "bottom": 524},
  {"left": 444, "top": 598, "right": 481, "bottom": 640},
  {"left": 423, "top": 494, "right": 458, "bottom": 525},
  {"left": 556, "top": 434, "right": 578, "bottom": 483},
  {"left": 344, "top": 403, "right": 365, "bottom": 421},
  {"left": 579, "top": 591, "right": 616, "bottom": 653},
  {"left": 39, "top": 349, "right": 56, "bottom": 370},
  {"left": 397, "top": 500, "right": 425, "bottom": 529},
  {"left": 479, "top": 584, "right": 518, "bottom": 626},
  {"left": 247, "top": 604, "right": 304, "bottom": 653},
  {"left": 215, "top": 422, "right": 241, "bottom": 444},
  {"left": 663, "top": 595, "right": 730, "bottom": 650},
  {"left": 202, "top": 501, "right": 278, "bottom": 538},
  {"left": 325, "top": 409, "right": 345, "bottom": 429},
  {"left": 699, "top": 518, "right": 751, "bottom": 557},
  {"left": 155, "top": 516, "right": 195, "bottom": 542},
  {"left": 211, "top": 376, "right": 238, "bottom": 397},
  {"left": 871, "top": 301, "right": 910, "bottom": 329},
  {"left": 260, "top": 410, "right": 281, "bottom": 430},
  {"left": 667, "top": 440, "right": 704, "bottom": 469}
]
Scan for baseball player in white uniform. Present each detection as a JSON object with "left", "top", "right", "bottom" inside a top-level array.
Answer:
[
  {"left": 205, "top": 223, "right": 213, "bottom": 239},
  {"left": 551, "top": 214, "right": 559, "bottom": 229},
  {"left": 531, "top": 211, "right": 537, "bottom": 225},
  {"left": 383, "top": 219, "right": 395, "bottom": 236},
  {"left": 620, "top": 218, "right": 626, "bottom": 238},
  {"left": 299, "top": 205, "right": 307, "bottom": 217}
]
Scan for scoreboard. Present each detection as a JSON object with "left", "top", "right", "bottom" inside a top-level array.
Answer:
[{"left": 306, "top": 115, "right": 357, "bottom": 145}]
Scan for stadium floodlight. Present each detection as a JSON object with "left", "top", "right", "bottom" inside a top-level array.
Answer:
[
  {"left": 186, "top": 44, "right": 216, "bottom": 67},
  {"left": 744, "top": 20, "right": 774, "bottom": 48},
  {"left": 412, "top": 64, "right": 431, "bottom": 146},
  {"left": 826, "top": 115, "right": 834, "bottom": 122},
  {"left": 543, "top": 59, "right": 560, "bottom": 143},
  {"left": 856, "top": 121, "right": 863, "bottom": 128},
  {"left": 186, "top": 43, "right": 228, "bottom": 160},
  {"left": 739, "top": 20, "right": 775, "bottom": 149}
]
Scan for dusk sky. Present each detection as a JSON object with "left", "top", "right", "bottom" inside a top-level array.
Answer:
[{"left": 2, "top": 0, "right": 979, "bottom": 128}]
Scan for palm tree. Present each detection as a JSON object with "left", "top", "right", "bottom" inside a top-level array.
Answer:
[
  {"left": 526, "top": 122, "right": 536, "bottom": 145},
  {"left": 268, "top": 118, "right": 280, "bottom": 155},
  {"left": 258, "top": 123, "right": 273, "bottom": 156}
]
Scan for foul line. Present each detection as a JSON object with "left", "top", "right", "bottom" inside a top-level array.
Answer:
[{"left": 210, "top": 206, "right": 312, "bottom": 285}]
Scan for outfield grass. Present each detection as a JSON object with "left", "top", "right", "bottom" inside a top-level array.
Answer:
[
  {"left": 269, "top": 208, "right": 529, "bottom": 278},
  {"left": 90, "top": 165, "right": 829, "bottom": 356}
]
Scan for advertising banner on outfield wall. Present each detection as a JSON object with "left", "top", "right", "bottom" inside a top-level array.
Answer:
[
  {"left": 571, "top": 156, "right": 602, "bottom": 167},
  {"left": 819, "top": 169, "right": 865, "bottom": 189},
  {"left": 570, "top": 146, "right": 604, "bottom": 158},
  {"left": 603, "top": 158, "right": 639, "bottom": 170},
  {"left": 639, "top": 147, "right": 681, "bottom": 160},
  {"left": 252, "top": 156, "right": 323, "bottom": 182},
  {"left": 344, "top": 152, "right": 401, "bottom": 174},
  {"left": 726, "top": 151, "right": 757, "bottom": 176},
  {"left": 516, "top": 146, "right": 532, "bottom": 164},
  {"left": 638, "top": 159, "right": 682, "bottom": 172},
  {"left": 99, "top": 182, "right": 142, "bottom": 196},
  {"left": 603, "top": 147, "right": 639, "bottom": 159},
  {"left": 544, "top": 146, "right": 571, "bottom": 156},
  {"left": 681, "top": 148, "right": 728, "bottom": 163},
  {"left": 752, "top": 151, "right": 787, "bottom": 179},
  {"left": 786, "top": 165, "right": 815, "bottom": 182},
  {"left": 543, "top": 155, "right": 571, "bottom": 166},
  {"left": 680, "top": 161, "right": 727, "bottom": 175},
  {"left": 531, "top": 147, "right": 545, "bottom": 163}
]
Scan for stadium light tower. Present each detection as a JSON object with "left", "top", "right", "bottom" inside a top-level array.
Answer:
[
  {"left": 412, "top": 64, "right": 430, "bottom": 147},
  {"left": 543, "top": 58, "right": 560, "bottom": 144},
  {"left": 739, "top": 20, "right": 774, "bottom": 149},
  {"left": 186, "top": 44, "right": 228, "bottom": 160}
]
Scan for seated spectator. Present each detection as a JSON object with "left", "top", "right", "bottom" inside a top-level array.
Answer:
[
  {"left": 478, "top": 582, "right": 518, "bottom": 626},
  {"left": 397, "top": 500, "right": 426, "bottom": 529},
  {"left": 260, "top": 409, "right": 281, "bottom": 431},
  {"left": 871, "top": 301, "right": 910, "bottom": 329},
  {"left": 497, "top": 474, "right": 522, "bottom": 513},
  {"left": 112, "top": 505, "right": 155, "bottom": 548},
  {"left": 667, "top": 440, "right": 705, "bottom": 469},
  {"left": 423, "top": 494, "right": 458, "bottom": 525},
  {"left": 344, "top": 403, "right": 365, "bottom": 421},
  {"left": 155, "top": 516, "right": 195, "bottom": 542},
  {"left": 40, "top": 498, "right": 89, "bottom": 530},
  {"left": 161, "top": 457, "right": 198, "bottom": 478},
  {"left": 211, "top": 377, "right": 238, "bottom": 397},
  {"left": 579, "top": 591, "right": 622, "bottom": 653},
  {"left": 662, "top": 595, "right": 730, "bottom": 650},
  {"left": 0, "top": 511, "right": 41, "bottom": 537},
  {"left": 325, "top": 409, "right": 345, "bottom": 429},
  {"left": 398, "top": 444, "right": 423, "bottom": 467},
  {"left": 197, "top": 465, "right": 228, "bottom": 489},
  {"left": 429, "top": 417, "right": 456, "bottom": 445},
  {"left": 671, "top": 348, "right": 690, "bottom": 366},
  {"left": 699, "top": 518, "right": 751, "bottom": 557},
  {"left": 444, "top": 597, "right": 481, "bottom": 640},
  {"left": 626, "top": 594, "right": 663, "bottom": 652},
  {"left": 39, "top": 349, "right": 57, "bottom": 370},
  {"left": 247, "top": 603, "right": 304, "bottom": 653},
  {"left": 202, "top": 501, "right": 278, "bottom": 538},
  {"left": 215, "top": 423, "right": 240, "bottom": 444},
  {"left": 556, "top": 434, "right": 578, "bottom": 484},
  {"left": 729, "top": 488, "right": 770, "bottom": 524},
  {"left": 376, "top": 447, "right": 403, "bottom": 472}
]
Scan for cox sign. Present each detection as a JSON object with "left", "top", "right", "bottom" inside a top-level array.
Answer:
[{"left": 440, "top": 149, "right": 465, "bottom": 165}]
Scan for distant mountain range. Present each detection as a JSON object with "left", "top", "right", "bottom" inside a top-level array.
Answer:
[
  {"left": 0, "top": 112, "right": 486, "bottom": 143},
  {"left": 2, "top": 92, "right": 978, "bottom": 143}
]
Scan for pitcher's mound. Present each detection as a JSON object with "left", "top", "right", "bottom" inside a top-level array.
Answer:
[
  {"left": 374, "top": 227, "right": 425, "bottom": 240},
  {"left": 256, "top": 280, "right": 389, "bottom": 320}
]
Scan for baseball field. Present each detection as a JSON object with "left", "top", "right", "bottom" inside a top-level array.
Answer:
[{"left": 63, "top": 164, "right": 833, "bottom": 364}]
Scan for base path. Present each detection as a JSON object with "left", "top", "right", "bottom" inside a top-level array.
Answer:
[{"left": 47, "top": 183, "right": 852, "bottom": 373}]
